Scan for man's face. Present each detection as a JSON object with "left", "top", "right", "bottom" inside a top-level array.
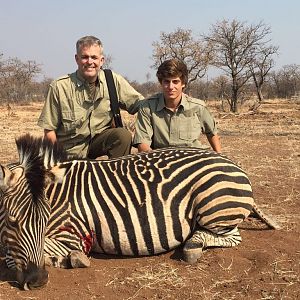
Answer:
[
  {"left": 161, "top": 77, "right": 185, "bottom": 102},
  {"left": 75, "top": 44, "right": 104, "bottom": 82}
]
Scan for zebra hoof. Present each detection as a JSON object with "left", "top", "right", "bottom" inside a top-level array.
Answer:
[
  {"left": 69, "top": 251, "right": 90, "bottom": 268},
  {"left": 45, "top": 256, "right": 70, "bottom": 268},
  {"left": 183, "top": 241, "right": 204, "bottom": 264}
]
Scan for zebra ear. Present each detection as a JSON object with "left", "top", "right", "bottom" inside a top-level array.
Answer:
[
  {"left": 0, "top": 165, "right": 23, "bottom": 191},
  {"left": 45, "top": 165, "right": 67, "bottom": 185}
]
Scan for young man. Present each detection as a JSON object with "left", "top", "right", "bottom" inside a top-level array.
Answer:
[
  {"left": 133, "top": 59, "right": 221, "bottom": 153},
  {"left": 38, "top": 35, "right": 144, "bottom": 159}
]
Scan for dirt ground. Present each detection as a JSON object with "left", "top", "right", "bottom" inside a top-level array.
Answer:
[{"left": 0, "top": 99, "right": 299, "bottom": 300}]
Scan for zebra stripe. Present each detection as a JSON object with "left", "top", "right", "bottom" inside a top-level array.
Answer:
[
  {"left": 0, "top": 135, "right": 279, "bottom": 286},
  {"left": 40, "top": 148, "right": 255, "bottom": 258}
]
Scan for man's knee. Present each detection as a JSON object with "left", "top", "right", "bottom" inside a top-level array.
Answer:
[
  {"left": 108, "top": 128, "right": 132, "bottom": 158},
  {"left": 114, "top": 128, "right": 132, "bottom": 145}
]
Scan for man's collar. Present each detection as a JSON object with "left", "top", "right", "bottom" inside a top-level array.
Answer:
[
  {"left": 157, "top": 94, "right": 166, "bottom": 111},
  {"left": 180, "top": 94, "right": 188, "bottom": 108},
  {"left": 74, "top": 70, "right": 102, "bottom": 87},
  {"left": 156, "top": 93, "right": 188, "bottom": 111}
]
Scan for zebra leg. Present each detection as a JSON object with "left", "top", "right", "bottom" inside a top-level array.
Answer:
[
  {"left": 45, "top": 251, "right": 90, "bottom": 268},
  {"left": 44, "top": 237, "right": 90, "bottom": 268},
  {"left": 45, "top": 255, "right": 71, "bottom": 268},
  {"left": 69, "top": 250, "right": 90, "bottom": 268},
  {"left": 183, "top": 227, "right": 242, "bottom": 264},
  {"left": 183, "top": 232, "right": 205, "bottom": 264}
]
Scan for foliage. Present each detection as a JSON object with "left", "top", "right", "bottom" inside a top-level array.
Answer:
[
  {"left": 1, "top": 21, "right": 300, "bottom": 106},
  {"left": 269, "top": 64, "right": 300, "bottom": 98},
  {"left": 0, "top": 56, "right": 42, "bottom": 103},
  {"left": 129, "top": 80, "right": 160, "bottom": 98},
  {"left": 152, "top": 28, "right": 211, "bottom": 91},
  {"left": 204, "top": 19, "right": 278, "bottom": 112}
]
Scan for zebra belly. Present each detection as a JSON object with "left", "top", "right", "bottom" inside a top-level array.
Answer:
[
  {"left": 92, "top": 232, "right": 189, "bottom": 256},
  {"left": 91, "top": 219, "right": 192, "bottom": 256}
]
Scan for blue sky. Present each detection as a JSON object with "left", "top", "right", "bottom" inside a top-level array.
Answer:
[{"left": 1, "top": 0, "right": 299, "bottom": 83}]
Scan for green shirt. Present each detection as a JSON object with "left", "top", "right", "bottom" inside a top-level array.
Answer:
[
  {"left": 133, "top": 93, "right": 218, "bottom": 149},
  {"left": 38, "top": 69, "right": 144, "bottom": 158}
]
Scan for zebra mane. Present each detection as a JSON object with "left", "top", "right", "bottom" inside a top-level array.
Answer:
[{"left": 14, "top": 134, "right": 67, "bottom": 203}]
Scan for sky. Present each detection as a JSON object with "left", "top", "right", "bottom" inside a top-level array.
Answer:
[{"left": 1, "top": 0, "right": 300, "bottom": 83}]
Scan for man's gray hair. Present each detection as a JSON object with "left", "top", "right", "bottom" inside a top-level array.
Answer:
[{"left": 76, "top": 36, "right": 103, "bottom": 54}]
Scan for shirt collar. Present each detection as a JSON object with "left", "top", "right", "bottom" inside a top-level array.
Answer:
[
  {"left": 73, "top": 70, "right": 102, "bottom": 87},
  {"left": 180, "top": 93, "right": 188, "bottom": 108},
  {"left": 157, "top": 94, "right": 166, "bottom": 111},
  {"left": 98, "top": 69, "right": 105, "bottom": 84},
  {"left": 156, "top": 93, "right": 188, "bottom": 112}
]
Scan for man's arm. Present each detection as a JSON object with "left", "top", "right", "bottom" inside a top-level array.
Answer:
[
  {"left": 113, "top": 71, "right": 144, "bottom": 114},
  {"left": 44, "top": 129, "right": 57, "bottom": 143},
  {"left": 133, "top": 101, "right": 153, "bottom": 152},
  {"left": 206, "top": 134, "right": 222, "bottom": 153}
]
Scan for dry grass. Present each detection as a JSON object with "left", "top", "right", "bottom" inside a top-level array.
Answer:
[
  {"left": 0, "top": 99, "right": 299, "bottom": 300},
  {"left": 123, "top": 263, "right": 185, "bottom": 299}
]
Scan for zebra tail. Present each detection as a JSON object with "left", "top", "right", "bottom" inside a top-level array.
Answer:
[{"left": 252, "top": 202, "right": 281, "bottom": 230}]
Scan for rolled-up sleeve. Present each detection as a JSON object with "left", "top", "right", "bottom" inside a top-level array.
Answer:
[
  {"left": 200, "top": 107, "right": 218, "bottom": 137},
  {"left": 114, "top": 73, "right": 144, "bottom": 114},
  {"left": 37, "top": 83, "right": 60, "bottom": 130},
  {"left": 133, "top": 102, "right": 153, "bottom": 146}
]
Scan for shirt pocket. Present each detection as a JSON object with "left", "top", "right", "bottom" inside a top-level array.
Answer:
[
  {"left": 61, "top": 110, "right": 84, "bottom": 133},
  {"left": 179, "top": 117, "right": 201, "bottom": 141}
]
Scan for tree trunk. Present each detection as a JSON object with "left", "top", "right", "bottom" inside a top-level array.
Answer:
[
  {"left": 257, "top": 87, "right": 264, "bottom": 102},
  {"left": 231, "top": 86, "right": 238, "bottom": 113},
  {"left": 252, "top": 74, "right": 264, "bottom": 102}
]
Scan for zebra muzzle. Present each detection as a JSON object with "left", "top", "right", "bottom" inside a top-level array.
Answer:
[{"left": 16, "top": 262, "right": 49, "bottom": 290}]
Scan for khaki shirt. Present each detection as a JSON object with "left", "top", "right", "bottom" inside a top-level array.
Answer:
[
  {"left": 133, "top": 93, "right": 218, "bottom": 149},
  {"left": 38, "top": 69, "right": 144, "bottom": 158}
]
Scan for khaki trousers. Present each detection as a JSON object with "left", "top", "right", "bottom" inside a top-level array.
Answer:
[{"left": 87, "top": 128, "right": 132, "bottom": 159}]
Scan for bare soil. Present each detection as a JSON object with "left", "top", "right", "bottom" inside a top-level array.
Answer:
[{"left": 0, "top": 99, "right": 299, "bottom": 300}]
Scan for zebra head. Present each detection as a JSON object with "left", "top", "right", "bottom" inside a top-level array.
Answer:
[{"left": 0, "top": 134, "right": 66, "bottom": 290}]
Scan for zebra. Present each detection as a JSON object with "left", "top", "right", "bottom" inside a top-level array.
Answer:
[{"left": 0, "top": 134, "right": 280, "bottom": 290}]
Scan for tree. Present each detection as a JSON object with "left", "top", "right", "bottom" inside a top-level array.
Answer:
[
  {"left": 39, "top": 77, "right": 54, "bottom": 98},
  {"left": 152, "top": 28, "right": 211, "bottom": 91},
  {"left": 0, "top": 57, "right": 41, "bottom": 102},
  {"left": 249, "top": 45, "right": 279, "bottom": 102},
  {"left": 270, "top": 64, "right": 300, "bottom": 98},
  {"left": 211, "top": 75, "right": 232, "bottom": 111},
  {"left": 204, "top": 19, "right": 275, "bottom": 112},
  {"left": 129, "top": 80, "right": 159, "bottom": 98},
  {"left": 103, "top": 54, "right": 113, "bottom": 69}
]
